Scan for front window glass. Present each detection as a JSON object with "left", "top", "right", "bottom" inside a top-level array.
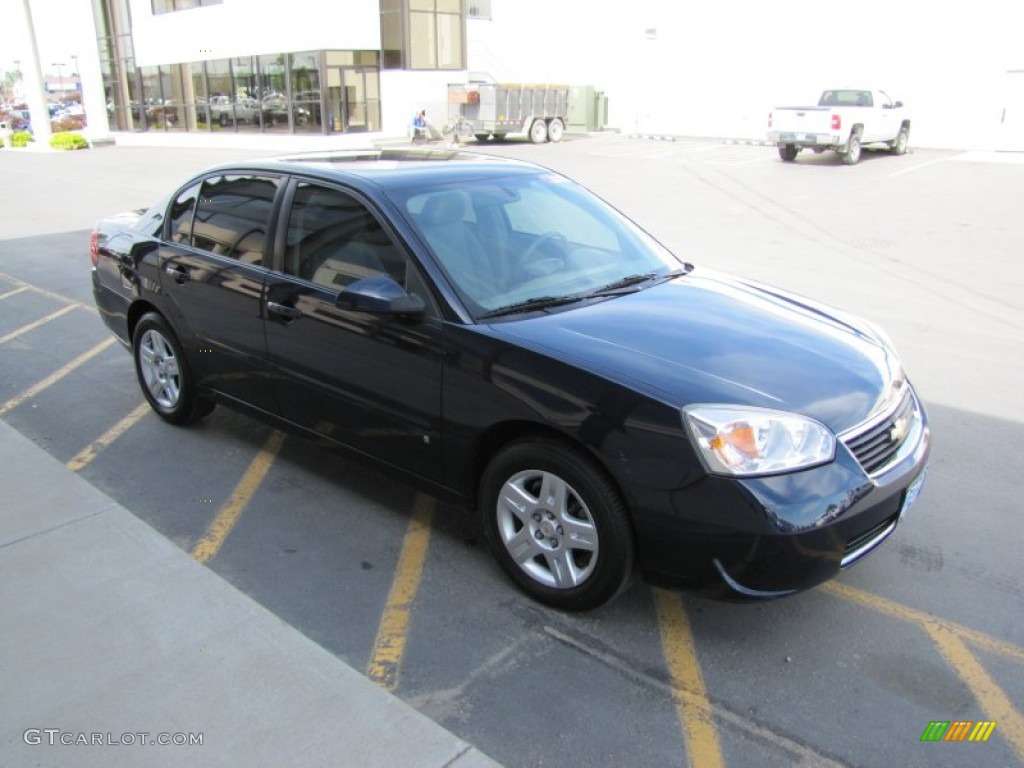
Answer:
[
  {"left": 284, "top": 183, "right": 409, "bottom": 291},
  {"left": 391, "top": 173, "right": 682, "bottom": 316}
]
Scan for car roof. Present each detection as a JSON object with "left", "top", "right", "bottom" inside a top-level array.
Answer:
[{"left": 209, "top": 148, "right": 547, "bottom": 191}]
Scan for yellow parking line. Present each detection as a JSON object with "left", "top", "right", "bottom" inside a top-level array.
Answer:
[
  {"left": 0, "top": 286, "right": 30, "bottom": 300},
  {"left": 0, "top": 304, "right": 80, "bottom": 346},
  {"left": 0, "top": 270, "right": 93, "bottom": 311},
  {"left": 653, "top": 588, "right": 725, "bottom": 768},
  {"left": 926, "top": 623, "right": 1024, "bottom": 760},
  {"left": 191, "top": 430, "right": 285, "bottom": 563},
  {"left": 0, "top": 337, "right": 116, "bottom": 418},
  {"left": 367, "top": 493, "right": 435, "bottom": 691},
  {"left": 66, "top": 401, "right": 151, "bottom": 472},
  {"left": 823, "top": 581, "right": 1024, "bottom": 665}
]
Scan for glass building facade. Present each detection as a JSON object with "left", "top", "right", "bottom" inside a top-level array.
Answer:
[{"left": 91, "top": 0, "right": 464, "bottom": 136}]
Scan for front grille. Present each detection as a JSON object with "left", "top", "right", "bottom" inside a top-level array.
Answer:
[
  {"left": 843, "top": 390, "right": 915, "bottom": 476},
  {"left": 841, "top": 512, "right": 899, "bottom": 568}
]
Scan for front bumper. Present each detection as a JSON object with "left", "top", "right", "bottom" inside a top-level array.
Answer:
[{"left": 635, "top": 390, "right": 930, "bottom": 599}]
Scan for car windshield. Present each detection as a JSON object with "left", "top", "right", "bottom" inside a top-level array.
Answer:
[{"left": 389, "top": 172, "right": 684, "bottom": 319}]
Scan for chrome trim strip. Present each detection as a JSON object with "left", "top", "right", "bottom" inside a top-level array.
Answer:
[
  {"left": 713, "top": 559, "right": 798, "bottom": 598},
  {"left": 840, "top": 518, "right": 898, "bottom": 568},
  {"left": 838, "top": 386, "right": 910, "bottom": 442}
]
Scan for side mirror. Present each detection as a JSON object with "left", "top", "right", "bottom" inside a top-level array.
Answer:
[{"left": 336, "top": 274, "right": 425, "bottom": 318}]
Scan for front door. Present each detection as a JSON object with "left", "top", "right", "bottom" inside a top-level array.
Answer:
[{"left": 263, "top": 180, "right": 444, "bottom": 479}]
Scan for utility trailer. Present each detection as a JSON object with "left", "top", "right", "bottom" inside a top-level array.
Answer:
[{"left": 448, "top": 82, "right": 569, "bottom": 143}]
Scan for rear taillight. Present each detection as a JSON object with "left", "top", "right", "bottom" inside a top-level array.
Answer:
[
  {"left": 831, "top": 113, "right": 841, "bottom": 131},
  {"left": 90, "top": 228, "right": 99, "bottom": 267},
  {"left": 768, "top": 111, "right": 773, "bottom": 128}
]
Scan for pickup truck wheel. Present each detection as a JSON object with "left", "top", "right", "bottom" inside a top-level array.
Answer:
[
  {"left": 891, "top": 126, "right": 909, "bottom": 155},
  {"left": 529, "top": 118, "right": 548, "bottom": 144},
  {"left": 778, "top": 144, "right": 799, "bottom": 162},
  {"left": 218, "top": 113, "right": 229, "bottom": 127},
  {"left": 842, "top": 133, "right": 862, "bottom": 165}
]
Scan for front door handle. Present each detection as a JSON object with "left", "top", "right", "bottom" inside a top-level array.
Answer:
[
  {"left": 267, "top": 301, "right": 302, "bottom": 321},
  {"left": 164, "top": 264, "right": 190, "bottom": 284}
]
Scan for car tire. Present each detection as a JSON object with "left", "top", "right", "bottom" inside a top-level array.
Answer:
[
  {"left": 842, "top": 132, "right": 862, "bottom": 165},
  {"left": 219, "top": 113, "right": 229, "bottom": 128},
  {"left": 133, "top": 312, "right": 214, "bottom": 425},
  {"left": 474, "top": 133, "right": 490, "bottom": 142},
  {"left": 529, "top": 118, "right": 548, "bottom": 144},
  {"left": 778, "top": 144, "right": 799, "bottom": 162},
  {"left": 480, "top": 438, "right": 634, "bottom": 611},
  {"left": 891, "top": 125, "right": 909, "bottom": 155}
]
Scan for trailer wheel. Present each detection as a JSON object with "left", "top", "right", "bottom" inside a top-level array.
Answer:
[
  {"left": 529, "top": 119, "right": 548, "bottom": 144},
  {"left": 474, "top": 133, "right": 490, "bottom": 143},
  {"left": 493, "top": 133, "right": 507, "bottom": 142},
  {"left": 547, "top": 118, "right": 565, "bottom": 143},
  {"left": 778, "top": 144, "right": 799, "bottom": 162}
]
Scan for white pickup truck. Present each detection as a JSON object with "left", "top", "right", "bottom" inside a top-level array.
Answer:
[{"left": 767, "top": 89, "right": 910, "bottom": 164}]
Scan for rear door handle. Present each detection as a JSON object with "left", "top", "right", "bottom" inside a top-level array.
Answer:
[
  {"left": 164, "top": 264, "right": 190, "bottom": 284},
  {"left": 267, "top": 301, "right": 302, "bottom": 321}
]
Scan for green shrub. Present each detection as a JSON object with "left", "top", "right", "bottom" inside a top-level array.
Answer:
[
  {"left": 10, "top": 131, "right": 33, "bottom": 147},
  {"left": 50, "top": 131, "right": 89, "bottom": 151}
]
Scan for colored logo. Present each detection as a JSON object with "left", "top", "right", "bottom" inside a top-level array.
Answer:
[{"left": 920, "top": 720, "right": 997, "bottom": 742}]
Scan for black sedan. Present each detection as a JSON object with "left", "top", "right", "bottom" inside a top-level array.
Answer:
[{"left": 90, "top": 149, "right": 929, "bottom": 610}]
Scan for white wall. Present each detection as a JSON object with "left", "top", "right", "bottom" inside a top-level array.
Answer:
[
  {"left": 468, "top": 0, "right": 1024, "bottom": 149},
  {"left": 129, "top": 0, "right": 381, "bottom": 66},
  {"left": 380, "top": 70, "right": 465, "bottom": 137}
]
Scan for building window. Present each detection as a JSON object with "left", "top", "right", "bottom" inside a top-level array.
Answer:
[
  {"left": 381, "top": 0, "right": 465, "bottom": 70},
  {"left": 151, "top": 0, "right": 222, "bottom": 14}
]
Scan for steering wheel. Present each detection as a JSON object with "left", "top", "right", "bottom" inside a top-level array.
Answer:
[{"left": 519, "top": 231, "right": 568, "bottom": 278}]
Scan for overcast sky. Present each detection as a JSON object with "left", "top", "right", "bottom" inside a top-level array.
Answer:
[{"left": 3, "top": 0, "right": 95, "bottom": 75}]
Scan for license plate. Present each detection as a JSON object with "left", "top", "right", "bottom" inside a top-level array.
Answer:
[{"left": 900, "top": 467, "right": 927, "bottom": 520}]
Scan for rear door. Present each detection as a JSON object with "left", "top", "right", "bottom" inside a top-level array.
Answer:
[
  {"left": 262, "top": 179, "right": 444, "bottom": 479},
  {"left": 158, "top": 172, "right": 282, "bottom": 412}
]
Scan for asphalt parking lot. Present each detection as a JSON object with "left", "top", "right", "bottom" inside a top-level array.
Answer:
[{"left": 1, "top": 135, "right": 1022, "bottom": 767}]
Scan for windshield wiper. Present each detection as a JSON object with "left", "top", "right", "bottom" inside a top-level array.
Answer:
[
  {"left": 586, "top": 268, "right": 688, "bottom": 297},
  {"left": 478, "top": 294, "right": 587, "bottom": 319}
]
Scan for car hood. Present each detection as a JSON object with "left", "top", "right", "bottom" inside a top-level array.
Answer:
[{"left": 485, "top": 270, "right": 903, "bottom": 434}]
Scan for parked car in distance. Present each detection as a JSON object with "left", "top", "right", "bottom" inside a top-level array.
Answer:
[
  {"left": 768, "top": 89, "right": 910, "bottom": 164},
  {"left": 90, "top": 149, "right": 929, "bottom": 610},
  {"left": 208, "top": 94, "right": 259, "bottom": 126}
]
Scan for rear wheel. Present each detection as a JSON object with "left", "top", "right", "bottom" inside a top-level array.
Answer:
[
  {"left": 842, "top": 132, "right": 862, "bottom": 165},
  {"left": 480, "top": 439, "right": 634, "bottom": 611},
  {"left": 891, "top": 126, "right": 909, "bottom": 155},
  {"left": 474, "top": 133, "right": 490, "bottom": 143},
  {"left": 133, "top": 312, "right": 214, "bottom": 425},
  {"left": 547, "top": 118, "right": 565, "bottom": 143},
  {"left": 778, "top": 144, "right": 799, "bottom": 162},
  {"left": 529, "top": 118, "right": 548, "bottom": 144}
]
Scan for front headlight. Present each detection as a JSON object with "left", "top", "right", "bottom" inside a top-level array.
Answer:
[{"left": 683, "top": 405, "right": 836, "bottom": 476}]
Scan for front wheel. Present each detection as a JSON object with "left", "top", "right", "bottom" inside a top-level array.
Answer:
[
  {"left": 480, "top": 439, "right": 634, "bottom": 611},
  {"left": 133, "top": 312, "right": 214, "bottom": 425},
  {"left": 842, "top": 132, "right": 862, "bottom": 165},
  {"left": 778, "top": 144, "right": 799, "bottom": 162}
]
